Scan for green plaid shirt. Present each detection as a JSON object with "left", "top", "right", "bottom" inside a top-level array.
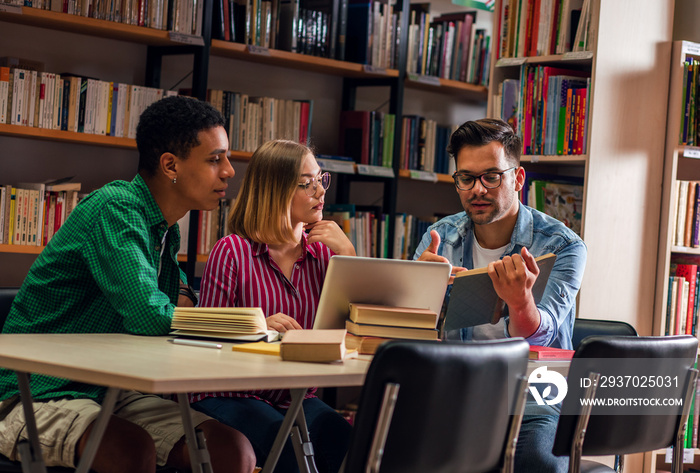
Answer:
[{"left": 0, "top": 174, "right": 184, "bottom": 402}]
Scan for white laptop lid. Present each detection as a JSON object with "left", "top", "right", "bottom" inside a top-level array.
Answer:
[{"left": 312, "top": 256, "right": 451, "bottom": 330}]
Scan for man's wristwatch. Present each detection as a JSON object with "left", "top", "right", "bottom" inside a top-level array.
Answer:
[{"left": 178, "top": 285, "right": 198, "bottom": 305}]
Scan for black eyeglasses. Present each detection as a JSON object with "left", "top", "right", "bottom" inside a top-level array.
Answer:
[
  {"left": 452, "top": 167, "right": 517, "bottom": 191},
  {"left": 298, "top": 172, "right": 331, "bottom": 196}
]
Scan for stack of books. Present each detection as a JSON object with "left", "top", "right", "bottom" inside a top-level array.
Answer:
[{"left": 344, "top": 303, "right": 439, "bottom": 355}]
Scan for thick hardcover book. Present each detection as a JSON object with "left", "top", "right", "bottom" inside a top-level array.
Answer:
[
  {"left": 528, "top": 345, "right": 574, "bottom": 360},
  {"left": 345, "top": 319, "right": 439, "bottom": 340},
  {"left": 339, "top": 110, "right": 371, "bottom": 164},
  {"left": 676, "top": 263, "right": 698, "bottom": 335},
  {"left": 348, "top": 303, "right": 438, "bottom": 329},
  {"left": 344, "top": 332, "right": 391, "bottom": 355},
  {"left": 344, "top": 0, "right": 372, "bottom": 64},
  {"left": 444, "top": 253, "right": 557, "bottom": 332},
  {"left": 280, "top": 329, "right": 350, "bottom": 362},
  {"left": 277, "top": 0, "right": 300, "bottom": 51},
  {"left": 171, "top": 307, "right": 279, "bottom": 342}
]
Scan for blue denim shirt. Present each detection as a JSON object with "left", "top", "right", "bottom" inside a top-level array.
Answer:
[{"left": 412, "top": 202, "right": 587, "bottom": 349}]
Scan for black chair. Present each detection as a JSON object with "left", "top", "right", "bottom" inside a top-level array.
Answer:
[
  {"left": 552, "top": 335, "right": 698, "bottom": 473},
  {"left": 0, "top": 287, "right": 19, "bottom": 331},
  {"left": 341, "top": 338, "right": 530, "bottom": 473},
  {"left": 572, "top": 318, "right": 637, "bottom": 350}
]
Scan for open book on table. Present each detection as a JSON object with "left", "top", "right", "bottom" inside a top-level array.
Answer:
[
  {"left": 443, "top": 253, "right": 556, "bottom": 332},
  {"left": 171, "top": 307, "right": 279, "bottom": 342}
]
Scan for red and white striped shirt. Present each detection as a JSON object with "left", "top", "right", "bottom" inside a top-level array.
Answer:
[{"left": 189, "top": 233, "right": 334, "bottom": 407}]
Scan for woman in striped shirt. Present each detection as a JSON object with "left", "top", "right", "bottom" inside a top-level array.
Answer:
[{"left": 190, "top": 139, "right": 356, "bottom": 473}]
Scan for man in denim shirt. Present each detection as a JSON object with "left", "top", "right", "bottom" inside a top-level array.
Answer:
[{"left": 413, "top": 118, "right": 586, "bottom": 472}]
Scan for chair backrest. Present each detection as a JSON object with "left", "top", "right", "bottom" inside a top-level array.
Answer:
[
  {"left": 553, "top": 335, "right": 698, "bottom": 458},
  {"left": 571, "top": 318, "right": 637, "bottom": 350},
  {"left": 343, "top": 338, "right": 530, "bottom": 473},
  {"left": 0, "top": 288, "right": 19, "bottom": 332}
]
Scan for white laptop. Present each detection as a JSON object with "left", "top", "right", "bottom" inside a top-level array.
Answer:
[{"left": 312, "top": 256, "right": 452, "bottom": 330}]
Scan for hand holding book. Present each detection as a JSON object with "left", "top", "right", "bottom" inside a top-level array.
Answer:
[
  {"left": 487, "top": 247, "right": 544, "bottom": 338},
  {"left": 443, "top": 252, "right": 557, "bottom": 332}
]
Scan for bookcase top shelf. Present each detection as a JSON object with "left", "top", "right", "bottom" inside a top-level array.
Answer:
[
  {"left": 521, "top": 155, "right": 587, "bottom": 165},
  {"left": 210, "top": 40, "right": 401, "bottom": 79},
  {"left": 0, "top": 7, "right": 185, "bottom": 46},
  {"left": 0, "top": 125, "right": 259, "bottom": 162},
  {"left": 404, "top": 76, "right": 488, "bottom": 101},
  {"left": 0, "top": 124, "right": 136, "bottom": 149},
  {"left": 0, "top": 244, "right": 43, "bottom": 255},
  {"left": 495, "top": 52, "right": 594, "bottom": 68}
]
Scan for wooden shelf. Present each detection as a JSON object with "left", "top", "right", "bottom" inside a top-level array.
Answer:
[
  {"left": 397, "top": 169, "right": 453, "bottom": 184},
  {"left": 0, "top": 123, "right": 137, "bottom": 149},
  {"left": 0, "top": 7, "right": 184, "bottom": 46},
  {"left": 404, "top": 76, "right": 488, "bottom": 101},
  {"left": 0, "top": 125, "right": 260, "bottom": 160},
  {"left": 521, "top": 155, "right": 587, "bottom": 165},
  {"left": 495, "top": 52, "right": 594, "bottom": 68},
  {"left": 0, "top": 244, "right": 43, "bottom": 255},
  {"left": 210, "top": 40, "right": 400, "bottom": 78},
  {"left": 671, "top": 246, "right": 700, "bottom": 255},
  {"left": 177, "top": 254, "right": 208, "bottom": 263}
]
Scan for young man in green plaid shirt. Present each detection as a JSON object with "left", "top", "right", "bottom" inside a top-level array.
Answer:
[{"left": 0, "top": 96, "right": 256, "bottom": 473}]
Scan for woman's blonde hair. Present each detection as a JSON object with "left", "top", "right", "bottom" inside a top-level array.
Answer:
[{"left": 228, "top": 139, "right": 313, "bottom": 245}]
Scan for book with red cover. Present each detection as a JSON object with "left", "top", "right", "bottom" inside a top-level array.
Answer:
[
  {"left": 339, "top": 110, "right": 371, "bottom": 164},
  {"left": 529, "top": 345, "right": 574, "bottom": 360},
  {"left": 676, "top": 263, "right": 698, "bottom": 335}
]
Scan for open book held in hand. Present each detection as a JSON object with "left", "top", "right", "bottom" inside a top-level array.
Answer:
[
  {"left": 171, "top": 307, "right": 279, "bottom": 342},
  {"left": 443, "top": 253, "right": 557, "bottom": 332}
]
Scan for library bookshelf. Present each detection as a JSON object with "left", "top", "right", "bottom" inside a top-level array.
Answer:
[
  {"left": 0, "top": 0, "right": 485, "bottom": 276},
  {"left": 654, "top": 42, "right": 700, "bottom": 344},
  {"left": 487, "top": 0, "right": 672, "bottom": 352}
]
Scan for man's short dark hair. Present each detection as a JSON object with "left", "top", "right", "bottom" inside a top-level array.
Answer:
[
  {"left": 136, "top": 95, "right": 225, "bottom": 176},
  {"left": 447, "top": 118, "right": 522, "bottom": 166}
]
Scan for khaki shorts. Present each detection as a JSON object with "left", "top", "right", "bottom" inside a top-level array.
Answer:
[{"left": 0, "top": 391, "right": 212, "bottom": 468}]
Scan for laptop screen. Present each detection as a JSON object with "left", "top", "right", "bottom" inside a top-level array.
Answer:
[{"left": 312, "top": 256, "right": 451, "bottom": 330}]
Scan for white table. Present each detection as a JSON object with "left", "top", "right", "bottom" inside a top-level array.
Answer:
[{"left": 0, "top": 333, "right": 371, "bottom": 473}]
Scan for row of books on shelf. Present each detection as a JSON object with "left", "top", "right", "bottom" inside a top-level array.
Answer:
[
  {"left": 405, "top": 5, "right": 490, "bottom": 85},
  {"left": 198, "top": 88, "right": 313, "bottom": 153},
  {"left": 337, "top": 110, "right": 459, "bottom": 173},
  {"left": 176, "top": 199, "right": 436, "bottom": 260},
  {"left": 495, "top": 65, "right": 590, "bottom": 155},
  {"left": 521, "top": 173, "right": 583, "bottom": 235},
  {"left": 212, "top": 0, "right": 490, "bottom": 85},
  {"left": 325, "top": 204, "right": 436, "bottom": 260},
  {"left": 672, "top": 180, "right": 700, "bottom": 249},
  {"left": 0, "top": 59, "right": 177, "bottom": 138},
  {"left": 212, "top": 0, "right": 349, "bottom": 60},
  {"left": 177, "top": 176, "right": 584, "bottom": 260},
  {"left": 665, "top": 258, "right": 700, "bottom": 337},
  {"left": 495, "top": 0, "right": 593, "bottom": 59},
  {"left": 0, "top": 181, "right": 83, "bottom": 246},
  {"left": 679, "top": 57, "right": 700, "bottom": 147},
  {"left": 338, "top": 110, "right": 395, "bottom": 168},
  {"left": 398, "top": 116, "right": 457, "bottom": 174},
  {"left": 177, "top": 198, "right": 236, "bottom": 256},
  {"left": 6, "top": 0, "right": 203, "bottom": 34}
]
